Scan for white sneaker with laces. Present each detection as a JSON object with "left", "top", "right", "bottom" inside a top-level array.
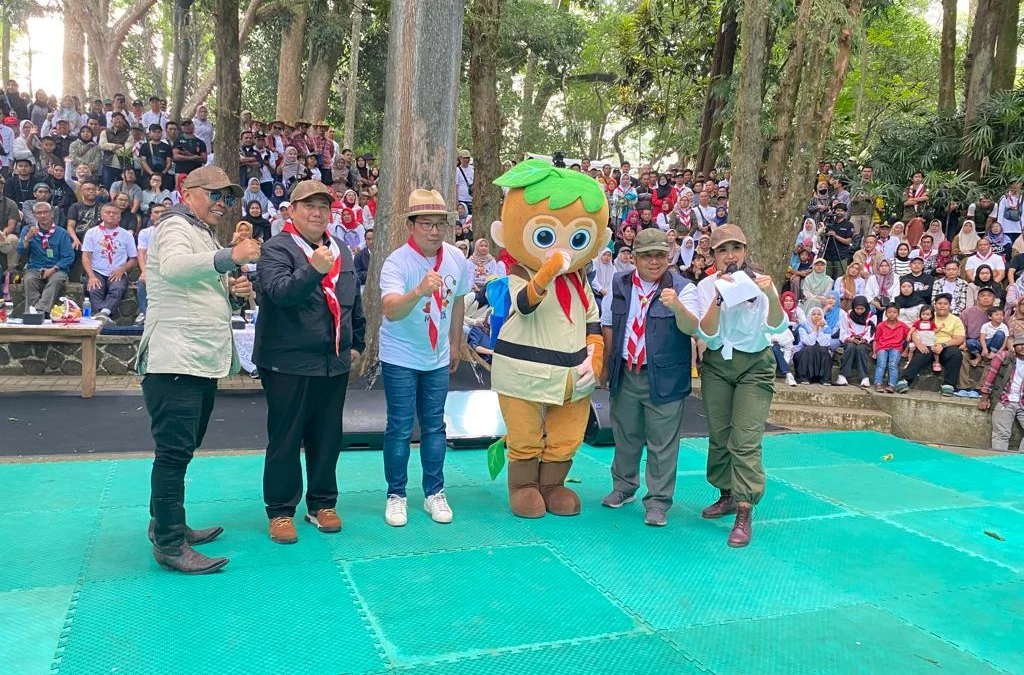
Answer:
[
  {"left": 835, "top": 375, "right": 848, "bottom": 386},
  {"left": 785, "top": 373, "right": 797, "bottom": 387},
  {"left": 134, "top": 312, "right": 145, "bottom": 324},
  {"left": 424, "top": 491, "right": 453, "bottom": 524},
  {"left": 384, "top": 494, "right": 407, "bottom": 527},
  {"left": 859, "top": 377, "right": 870, "bottom": 388}
]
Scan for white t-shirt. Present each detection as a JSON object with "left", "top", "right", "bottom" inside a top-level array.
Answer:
[
  {"left": 137, "top": 226, "right": 154, "bottom": 250},
  {"left": 996, "top": 193, "right": 1022, "bottom": 235},
  {"left": 966, "top": 252, "right": 1005, "bottom": 274},
  {"left": 455, "top": 163, "right": 475, "bottom": 203},
  {"left": 82, "top": 226, "right": 138, "bottom": 277},
  {"left": 379, "top": 241, "right": 473, "bottom": 371},
  {"left": 980, "top": 321, "right": 1008, "bottom": 342}
]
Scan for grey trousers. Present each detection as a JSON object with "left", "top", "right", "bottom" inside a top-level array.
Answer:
[
  {"left": 991, "top": 401, "right": 1024, "bottom": 453},
  {"left": 609, "top": 366, "right": 687, "bottom": 511},
  {"left": 24, "top": 268, "right": 68, "bottom": 312}
]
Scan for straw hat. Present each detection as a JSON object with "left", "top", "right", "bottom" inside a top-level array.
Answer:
[{"left": 404, "top": 189, "right": 448, "bottom": 219}]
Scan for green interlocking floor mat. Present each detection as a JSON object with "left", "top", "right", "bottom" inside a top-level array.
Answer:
[{"left": 1, "top": 431, "right": 1021, "bottom": 675}]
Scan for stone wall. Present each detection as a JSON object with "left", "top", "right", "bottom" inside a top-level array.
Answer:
[
  {"left": 0, "top": 335, "right": 140, "bottom": 376},
  {"left": 10, "top": 282, "right": 140, "bottom": 326}
]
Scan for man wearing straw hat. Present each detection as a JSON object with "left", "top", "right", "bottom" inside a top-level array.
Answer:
[{"left": 378, "top": 188, "right": 473, "bottom": 528}]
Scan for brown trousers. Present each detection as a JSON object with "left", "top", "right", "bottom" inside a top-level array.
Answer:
[{"left": 498, "top": 378, "right": 591, "bottom": 463}]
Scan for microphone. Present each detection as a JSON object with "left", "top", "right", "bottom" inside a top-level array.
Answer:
[{"left": 725, "top": 263, "right": 738, "bottom": 274}]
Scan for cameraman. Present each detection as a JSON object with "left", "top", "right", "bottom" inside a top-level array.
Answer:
[{"left": 820, "top": 202, "right": 854, "bottom": 279}]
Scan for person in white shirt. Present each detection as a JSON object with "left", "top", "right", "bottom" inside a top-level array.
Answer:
[
  {"left": 692, "top": 190, "right": 717, "bottom": 229},
  {"left": 82, "top": 202, "right": 139, "bottom": 319},
  {"left": 455, "top": 149, "right": 474, "bottom": 211},
  {"left": 0, "top": 118, "right": 16, "bottom": 174},
  {"left": 965, "top": 237, "right": 1006, "bottom": 283},
  {"left": 994, "top": 181, "right": 1023, "bottom": 240},
  {"left": 693, "top": 224, "right": 787, "bottom": 548},
  {"left": 378, "top": 189, "right": 473, "bottom": 528},
  {"left": 192, "top": 106, "right": 215, "bottom": 165},
  {"left": 141, "top": 96, "right": 169, "bottom": 134}
]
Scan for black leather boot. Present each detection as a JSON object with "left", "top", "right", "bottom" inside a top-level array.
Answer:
[
  {"left": 149, "top": 519, "right": 224, "bottom": 546},
  {"left": 152, "top": 543, "right": 229, "bottom": 575}
]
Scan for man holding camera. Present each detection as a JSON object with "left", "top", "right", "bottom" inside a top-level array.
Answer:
[{"left": 820, "top": 202, "right": 854, "bottom": 280}]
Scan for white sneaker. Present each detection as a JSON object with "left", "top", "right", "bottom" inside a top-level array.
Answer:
[
  {"left": 424, "top": 490, "right": 453, "bottom": 524},
  {"left": 835, "top": 375, "right": 848, "bottom": 386},
  {"left": 859, "top": 377, "right": 870, "bottom": 388},
  {"left": 384, "top": 494, "right": 407, "bottom": 527},
  {"left": 785, "top": 373, "right": 797, "bottom": 387},
  {"left": 99, "top": 308, "right": 111, "bottom": 318},
  {"left": 134, "top": 312, "right": 145, "bottom": 324}
]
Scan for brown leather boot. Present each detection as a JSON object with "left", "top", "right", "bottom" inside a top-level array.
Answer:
[
  {"left": 148, "top": 519, "right": 224, "bottom": 546},
  {"left": 727, "top": 505, "right": 752, "bottom": 548},
  {"left": 701, "top": 489, "right": 736, "bottom": 519},
  {"left": 269, "top": 516, "right": 298, "bottom": 544},
  {"left": 507, "top": 458, "right": 546, "bottom": 518},
  {"left": 538, "top": 460, "right": 581, "bottom": 516},
  {"left": 153, "top": 543, "right": 229, "bottom": 575}
]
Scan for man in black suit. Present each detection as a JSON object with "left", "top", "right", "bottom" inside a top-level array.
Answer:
[{"left": 253, "top": 179, "right": 365, "bottom": 545}]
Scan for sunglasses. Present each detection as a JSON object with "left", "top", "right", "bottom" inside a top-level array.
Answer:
[{"left": 201, "top": 188, "right": 237, "bottom": 206}]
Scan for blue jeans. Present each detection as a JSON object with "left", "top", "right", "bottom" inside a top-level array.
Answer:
[
  {"left": 381, "top": 362, "right": 449, "bottom": 498},
  {"left": 101, "top": 165, "right": 122, "bottom": 190},
  {"left": 966, "top": 332, "right": 1006, "bottom": 355},
  {"left": 771, "top": 343, "right": 791, "bottom": 376},
  {"left": 874, "top": 348, "right": 901, "bottom": 386}
]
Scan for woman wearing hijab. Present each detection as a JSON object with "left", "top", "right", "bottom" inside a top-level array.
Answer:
[
  {"left": 833, "top": 262, "right": 865, "bottom": 311},
  {"left": 864, "top": 258, "right": 897, "bottom": 315},
  {"left": 713, "top": 206, "right": 728, "bottom": 227},
  {"left": 891, "top": 242, "right": 913, "bottom": 277},
  {"left": 822, "top": 290, "right": 843, "bottom": 343},
  {"left": 268, "top": 182, "right": 287, "bottom": 212},
  {"left": 925, "top": 219, "right": 946, "bottom": 247},
  {"left": 837, "top": 296, "right": 875, "bottom": 387},
  {"left": 278, "top": 146, "right": 301, "bottom": 187},
  {"left": 895, "top": 280, "right": 926, "bottom": 327},
  {"left": 793, "top": 307, "right": 834, "bottom": 385},
  {"left": 469, "top": 238, "right": 500, "bottom": 287},
  {"left": 650, "top": 173, "right": 678, "bottom": 213},
  {"left": 243, "top": 177, "right": 270, "bottom": 214},
  {"left": 883, "top": 221, "right": 906, "bottom": 260},
  {"left": 68, "top": 126, "right": 102, "bottom": 176},
  {"left": 613, "top": 246, "right": 635, "bottom": 274},
  {"left": 674, "top": 232, "right": 691, "bottom": 269},
  {"left": 243, "top": 200, "right": 272, "bottom": 242},
  {"left": 968, "top": 264, "right": 1004, "bottom": 308},
  {"left": 329, "top": 205, "right": 366, "bottom": 255},
  {"left": 987, "top": 222, "right": 1012, "bottom": 260},
  {"left": 591, "top": 248, "right": 615, "bottom": 298},
  {"left": 952, "top": 219, "right": 980, "bottom": 258},
  {"left": 800, "top": 258, "right": 832, "bottom": 312},
  {"left": 771, "top": 294, "right": 799, "bottom": 387},
  {"left": 793, "top": 218, "right": 818, "bottom": 261},
  {"left": 934, "top": 240, "right": 954, "bottom": 271},
  {"left": 13, "top": 119, "right": 39, "bottom": 165},
  {"left": 611, "top": 174, "right": 637, "bottom": 225}
]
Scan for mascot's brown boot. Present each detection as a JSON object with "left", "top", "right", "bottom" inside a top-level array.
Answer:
[
  {"left": 538, "top": 461, "right": 581, "bottom": 516},
  {"left": 508, "top": 458, "right": 546, "bottom": 518}
]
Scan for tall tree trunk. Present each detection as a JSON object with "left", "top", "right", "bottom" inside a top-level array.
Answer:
[
  {"left": 729, "top": 0, "right": 771, "bottom": 235},
  {"left": 938, "top": 0, "right": 956, "bottom": 111},
  {"left": 359, "top": 0, "right": 466, "bottom": 375},
  {"left": 213, "top": 0, "right": 242, "bottom": 244},
  {"left": 468, "top": 0, "right": 505, "bottom": 243},
  {"left": 170, "top": 0, "right": 195, "bottom": 120},
  {"left": 301, "top": 0, "right": 347, "bottom": 122},
  {"left": 275, "top": 2, "right": 307, "bottom": 123},
  {"left": 343, "top": 0, "right": 364, "bottom": 150},
  {"left": 961, "top": 0, "right": 1000, "bottom": 172},
  {"left": 87, "top": 41, "right": 99, "bottom": 98},
  {"left": 79, "top": 0, "right": 160, "bottom": 99},
  {"left": 1, "top": 11, "right": 10, "bottom": 84},
  {"left": 695, "top": 4, "right": 737, "bottom": 175},
  {"left": 63, "top": 2, "right": 87, "bottom": 99},
  {"left": 91, "top": 40, "right": 126, "bottom": 98},
  {"left": 141, "top": 17, "right": 166, "bottom": 99},
  {"left": 992, "top": 0, "right": 1020, "bottom": 91}
]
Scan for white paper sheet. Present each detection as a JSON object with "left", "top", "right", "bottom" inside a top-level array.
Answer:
[{"left": 714, "top": 270, "right": 762, "bottom": 308}]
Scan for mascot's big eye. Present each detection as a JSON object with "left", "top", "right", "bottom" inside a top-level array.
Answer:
[
  {"left": 532, "top": 226, "right": 556, "bottom": 248},
  {"left": 569, "top": 229, "right": 592, "bottom": 250}
]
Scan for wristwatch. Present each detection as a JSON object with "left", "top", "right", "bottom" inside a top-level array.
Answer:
[{"left": 716, "top": 295, "right": 724, "bottom": 307}]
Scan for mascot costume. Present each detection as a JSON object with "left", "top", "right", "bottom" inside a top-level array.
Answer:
[{"left": 489, "top": 160, "right": 610, "bottom": 518}]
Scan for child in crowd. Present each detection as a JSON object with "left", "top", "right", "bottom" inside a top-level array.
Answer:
[
  {"left": 873, "top": 303, "right": 910, "bottom": 392},
  {"left": 909, "top": 305, "right": 938, "bottom": 371},
  {"left": 970, "top": 307, "right": 1009, "bottom": 367}
]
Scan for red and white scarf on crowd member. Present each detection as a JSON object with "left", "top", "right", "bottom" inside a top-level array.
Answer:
[
  {"left": 101, "top": 226, "right": 118, "bottom": 266},
  {"left": 39, "top": 223, "right": 57, "bottom": 250},
  {"left": 283, "top": 220, "right": 343, "bottom": 355},
  {"left": 407, "top": 236, "right": 445, "bottom": 351},
  {"left": 908, "top": 183, "right": 925, "bottom": 211},
  {"left": 626, "top": 272, "right": 659, "bottom": 371}
]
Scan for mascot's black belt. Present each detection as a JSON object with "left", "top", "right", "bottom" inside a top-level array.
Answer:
[{"left": 494, "top": 340, "right": 587, "bottom": 367}]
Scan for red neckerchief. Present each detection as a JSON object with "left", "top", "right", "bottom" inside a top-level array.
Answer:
[
  {"left": 553, "top": 268, "right": 590, "bottom": 323},
  {"left": 39, "top": 223, "right": 56, "bottom": 249},
  {"left": 283, "top": 220, "right": 344, "bottom": 355},
  {"left": 101, "top": 226, "right": 118, "bottom": 266},
  {"left": 407, "top": 236, "right": 445, "bottom": 350},
  {"left": 626, "top": 272, "right": 659, "bottom": 371}
]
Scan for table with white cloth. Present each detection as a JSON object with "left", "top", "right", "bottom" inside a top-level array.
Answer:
[{"left": 233, "top": 324, "right": 257, "bottom": 374}]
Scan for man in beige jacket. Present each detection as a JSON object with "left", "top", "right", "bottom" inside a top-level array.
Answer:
[{"left": 137, "top": 165, "right": 260, "bottom": 575}]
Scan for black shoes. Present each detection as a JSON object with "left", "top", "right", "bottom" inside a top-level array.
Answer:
[{"left": 152, "top": 543, "right": 229, "bottom": 575}]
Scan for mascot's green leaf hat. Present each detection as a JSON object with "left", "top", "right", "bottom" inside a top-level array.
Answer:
[{"left": 494, "top": 159, "right": 607, "bottom": 213}]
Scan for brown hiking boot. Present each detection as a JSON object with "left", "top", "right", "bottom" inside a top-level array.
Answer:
[
  {"left": 507, "top": 458, "right": 546, "bottom": 518},
  {"left": 153, "top": 543, "right": 229, "bottom": 575},
  {"left": 148, "top": 519, "right": 223, "bottom": 546},
  {"left": 538, "top": 460, "right": 581, "bottom": 516},
  {"left": 305, "top": 508, "right": 342, "bottom": 533},
  {"left": 701, "top": 490, "right": 736, "bottom": 519},
  {"left": 269, "top": 516, "right": 298, "bottom": 544},
  {"left": 874, "top": 384, "right": 885, "bottom": 393},
  {"left": 727, "top": 505, "right": 753, "bottom": 548}
]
